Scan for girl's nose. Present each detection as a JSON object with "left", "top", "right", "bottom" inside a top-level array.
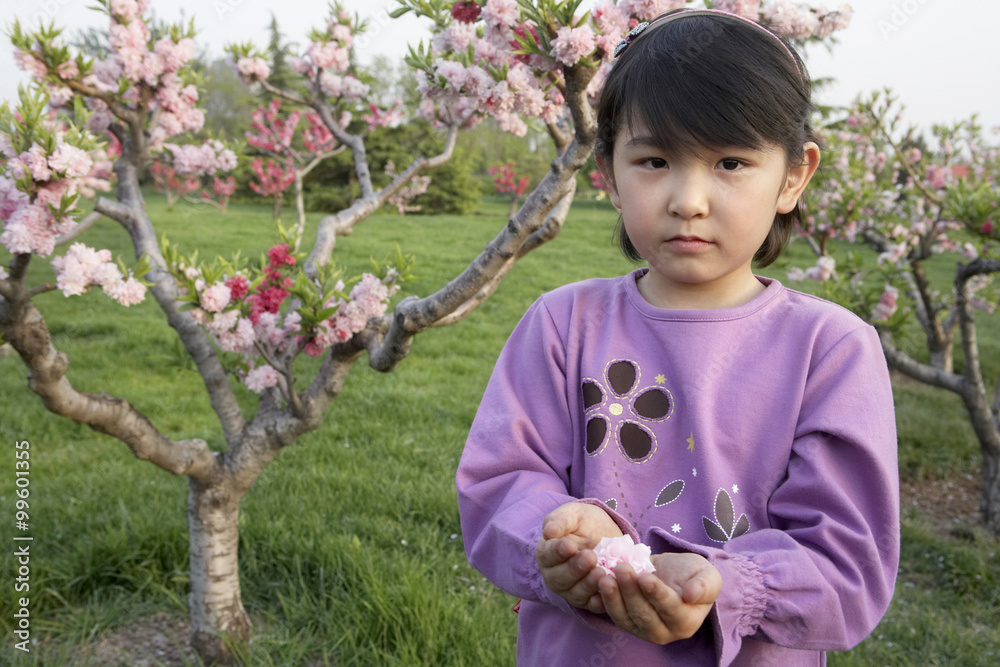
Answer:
[{"left": 666, "top": 169, "right": 710, "bottom": 221}]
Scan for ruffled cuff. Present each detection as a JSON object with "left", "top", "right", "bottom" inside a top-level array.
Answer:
[{"left": 647, "top": 528, "right": 768, "bottom": 666}]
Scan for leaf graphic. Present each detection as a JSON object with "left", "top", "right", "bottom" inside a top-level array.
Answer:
[
  {"left": 715, "top": 489, "right": 735, "bottom": 535},
  {"left": 606, "top": 498, "right": 617, "bottom": 512},
  {"left": 733, "top": 514, "right": 750, "bottom": 539},
  {"left": 655, "top": 480, "right": 684, "bottom": 507},
  {"left": 702, "top": 517, "right": 730, "bottom": 543}
]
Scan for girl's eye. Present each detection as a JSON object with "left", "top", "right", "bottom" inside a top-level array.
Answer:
[
  {"left": 641, "top": 157, "right": 667, "bottom": 169},
  {"left": 719, "top": 158, "right": 743, "bottom": 171}
]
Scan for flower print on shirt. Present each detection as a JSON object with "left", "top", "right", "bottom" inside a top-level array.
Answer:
[
  {"left": 703, "top": 487, "right": 750, "bottom": 543},
  {"left": 582, "top": 358, "right": 674, "bottom": 463}
]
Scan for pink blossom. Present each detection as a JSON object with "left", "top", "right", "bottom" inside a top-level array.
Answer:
[
  {"left": 621, "top": 0, "right": 686, "bottom": 22},
  {"left": 290, "top": 57, "right": 314, "bottom": 76},
  {"left": 434, "top": 21, "right": 478, "bottom": 53},
  {"left": 551, "top": 24, "right": 596, "bottom": 67},
  {"left": 47, "top": 85, "right": 74, "bottom": 108},
  {"left": 494, "top": 110, "right": 528, "bottom": 137},
  {"left": 804, "top": 255, "right": 836, "bottom": 282},
  {"left": 960, "top": 242, "right": 979, "bottom": 260},
  {"left": 48, "top": 143, "right": 94, "bottom": 178},
  {"left": 217, "top": 317, "right": 255, "bottom": 353},
  {"left": 139, "top": 51, "right": 165, "bottom": 85},
  {"left": 105, "top": 275, "right": 146, "bottom": 306},
  {"left": 786, "top": 267, "right": 805, "bottom": 282},
  {"left": 34, "top": 181, "right": 71, "bottom": 209},
  {"left": 318, "top": 71, "right": 343, "bottom": 98},
  {"left": 236, "top": 56, "right": 271, "bottom": 81},
  {"left": 481, "top": 0, "right": 521, "bottom": 30},
  {"left": 872, "top": 285, "right": 898, "bottom": 322},
  {"left": 594, "top": 0, "right": 630, "bottom": 36},
  {"left": 436, "top": 61, "right": 469, "bottom": 90},
  {"left": 593, "top": 535, "right": 656, "bottom": 578},
  {"left": 2, "top": 203, "right": 55, "bottom": 255},
  {"left": 109, "top": 0, "right": 148, "bottom": 23},
  {"left": 56, "top": 59, "right": 79, "bottom": 80},
  {"left": 20, "top": 145, "right": 52, "bottom": 182},
  {"left": 206, "top": 309, "right": 239, "bottom": 336},
  {"left": 340, "top": 75, "right": 369, "bottom": 102},
  {"left": 13, "top": 50, "right": 48, "bottom": 80},
  {"left": 331, "top": 24, "right": 353, "bottom": 46},
  {"left": 155, "top": 37, "right": 196, "bottom": 72},
  {"left": 877, "top": 243, "right": 908, "bottom": 266},
  {"left": 50, "top": 243, "right": 120, "bottom": 297},
  {"left": 0, "top": 134, "right": 14, "bottom": 159},
  {"left": 0, "top": 176, "right": 28, "bottom": 222},
  {"left": 201, "top": 281, "right": 232, "bottom": 313},
  {"left": 714, "top": 0, "right": 762, "bottom": 20},
  {"left": 245, "top": 364, "right": 280, "bottom": 393},
  {"left": 308, "top": 42, "right": 349, "bottom": 72},
  {"left": 451, "top": 0, "right": 482, "bottom": 24}
]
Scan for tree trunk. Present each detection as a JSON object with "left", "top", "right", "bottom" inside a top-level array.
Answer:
[
  {"left": 188, "top": 476, "right": 251, "bottom": 665},
  {"left": 294, "top": 170, "right": 306, "bottom": 253},
  {"left": 983, "top": 443, "right": 1000, "bottom": 534},
  {"left": 272, "top": 191, "right": 283, "bottom": 220},
  {"left": 959, "top": 389, "right": 1000, "bottom": 534}
]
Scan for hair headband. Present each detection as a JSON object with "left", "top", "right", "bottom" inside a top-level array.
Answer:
[{"left": 613, "top": 8, "right": 803, "bottom": 78}]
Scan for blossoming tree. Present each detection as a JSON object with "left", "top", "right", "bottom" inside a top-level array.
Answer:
[
  {"left": 787, "top": 90, "right": 1000, "bottom": 534},
  {"left": 1, "top": 0, "right": 849, "bottom": 662},
  {"left": 489, "top": 161, "right": 530, "bottom": 217},
  {"left": 245, "top": 99, "right": 347, "bottom": 248},
  {"left": 151, "top": 139, "right": 239, "bottom": 211}
]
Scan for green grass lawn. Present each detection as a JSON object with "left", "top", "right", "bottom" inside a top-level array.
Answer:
[{"left": 1, "top": 192, "right": 998, "bottom": 665}]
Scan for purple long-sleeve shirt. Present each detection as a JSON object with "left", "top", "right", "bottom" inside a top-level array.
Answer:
[{"left": 457, "top": 270, "right": 899, "bottom": 666}]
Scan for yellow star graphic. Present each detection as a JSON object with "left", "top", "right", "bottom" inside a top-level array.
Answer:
[
  {"left": 686, "top": 432, "right": 695, "bottom": 453},
  {"left": 655, "top": 374, "right": 665, "bottom": 384}
]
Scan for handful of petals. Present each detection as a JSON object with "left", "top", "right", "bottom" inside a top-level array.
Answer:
[{"left": 593, "top": 535, "right": 656, "bottom": 577}]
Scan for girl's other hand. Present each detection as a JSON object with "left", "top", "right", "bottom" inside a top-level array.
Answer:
[
  {"left": 598, "top": 552, "right": 721, "bottom": 644},
  {"left": 536, "top": 502, "right": 623, "bottom": 613}
]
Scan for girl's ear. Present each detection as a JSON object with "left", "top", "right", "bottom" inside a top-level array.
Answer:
[
  {"left": 594, "top": 154, "right": 622, "bottom": 210},
  {"left": 777, "top": 142, "right": 821, "bottom": 214}
]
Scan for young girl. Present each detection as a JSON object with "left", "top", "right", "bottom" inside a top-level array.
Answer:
[{"left": 457, "top": 8, "right": 898, "bottom": 666}]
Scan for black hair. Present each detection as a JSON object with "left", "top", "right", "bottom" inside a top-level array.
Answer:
[{"left": 594, "top": 11, "right": 819, "bottom": 266}]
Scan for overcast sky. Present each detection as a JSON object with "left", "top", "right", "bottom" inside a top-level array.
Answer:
[{"left": 1, "top": 0, "right": 998, "bottom": 133}]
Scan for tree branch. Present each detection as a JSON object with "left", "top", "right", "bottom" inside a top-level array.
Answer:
[
  {"left": 878, "top": 331, "right": 964, "bottom": 394},
  {"left": 304, "top": 123, "right": 461, "bottom": 276},
  {"left": 0, "top": 298, "right": 217, "bottom": 479},
  {"left": 57, "top": 210, "right": 104, "bottom": 245},
  {"left": 432, "top": 180, "right": 578, "bottom": 328},
  {"left": 107, "top": 135, "right": 247, "bottom": 446}
]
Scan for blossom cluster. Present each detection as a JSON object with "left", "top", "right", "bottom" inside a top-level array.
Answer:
[
  {"left": 177, "top": 243, "right": 399, "bottom": 393},
  {"left": 488, "top": 162, "right": 530, "bottom": 198},
  {"left": 787, "top": 91, "right": 1000, "bottom": 325},
  {"left": 50, "top": 242, "right": 147, "bottom": 306},
  {"left": 384, "top": 161, "right": 430, "bottom": 214},
  {"left": 12, "top": 0, "right": 203, "bottom": 150},
  {"left": 1, "top": 138, "right": 104, "bottom": 257},
  {"left": 249, "top": 158, "right": 296, "bottom": 199},
  {"left": 413, "top": 0, "right": 854, "bottom": 137},
  {"left": 164, "top": 141, "right": 238, "bottom": 177},
  {"left": 593, "top": 535, "right": 656, "bottom": 578}
]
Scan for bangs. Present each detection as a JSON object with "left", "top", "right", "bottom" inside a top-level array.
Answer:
[{"left": 606, "top": 16, "right": 806, "bottom": 158}]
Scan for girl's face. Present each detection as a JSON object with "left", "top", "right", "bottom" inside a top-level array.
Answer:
[{"left": 604, "top": 123, "right": 819, "bottom": 310}]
